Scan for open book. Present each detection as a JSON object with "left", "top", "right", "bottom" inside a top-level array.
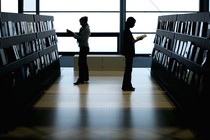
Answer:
[
  {"left": 66, "top": 29, "right": 74, "bottom": 36},
  {"left": 136, "top": 34, "right": 147, "bottom": 41}
]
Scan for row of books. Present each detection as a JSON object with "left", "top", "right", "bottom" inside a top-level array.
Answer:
[
  {"left": 0, "top": 50, "right": 57, "bottom": 88},
  {"left": 0, "top": 58, "right": 41, "bottom": 89},
  {"left": 0, "top": 34, "right": 58, "bottom": 66},
  {"left": 174, "top": 21, "right": 208, "bottom": 38},
  {"left": 152, "top": 50, "right": 170, "bottom": 69},
  {"left": 157, "top": 20, "right": 208, "bottom": 38},
  {"left": 0, "top": 20, "right": 54, "bottom": 37},
  {"left": 45, "top": 34, "right": 58, "bottom": 47},
  {"left": 172, "top": 40, "right": 207, "bottom": 65},
  {"left": 154, "top": 35, "right": 208, "bottom": 66},
  {"left": 172, "top": 40, "right": 193, "bottom": 58},
  {"left": 152, "top": 49, "right": 203, "bottom": 88},
  {"left": 153, "top": 45, "right": 207, "bottom": 78},
  {"left": 19, "top": 60, "right": 40, "bottom": 81},
  {"left": 157, "top": 20, "right": 175, "bottom": 32},
  {"left": 170, "top": 60, "right": 191, "bottom": 83},
  {"left": 170, "top": 59, "right": 203, "bottom": 89},
  {"left": 39, "top": 49, "right": 59, "bottom": 69},
  {"left": 154, "top": 35, "right": 172, "bottom": 49},
  {"left": 0, "top": 48, "right": 59, "bottom": 87},
  {"left": 39, "top": 20, "right": 54, "bottom": 32}
]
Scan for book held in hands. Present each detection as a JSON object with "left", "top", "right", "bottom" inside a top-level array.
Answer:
[{"left": 136, "top": 34, "right": 147, "bottom": 41}]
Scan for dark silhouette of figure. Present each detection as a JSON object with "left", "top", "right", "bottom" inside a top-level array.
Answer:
[
  {"left": 67, "top": 16, "right": 91, "bottom": 85},
  {"left": 122, "top": 17, "right": 146, "bottom": 91}
]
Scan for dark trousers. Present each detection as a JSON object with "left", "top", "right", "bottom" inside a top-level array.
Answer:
[
  {"left": 122, "top": 56, "right": 133, "bottom": 89},
  {"left": 77, "top": 47, "right": 89, "bottom": 82}
]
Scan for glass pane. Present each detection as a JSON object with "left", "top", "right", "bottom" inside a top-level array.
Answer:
[
  {"left": 24, "top": 0, "right": 36, "bottom": 11},
  {"left": 40, "top": 13, "right": 120, "bottom": 32},
  {"left": 40, "top": 0, "right": 119, "bottom": 11},
  {"left": 126, "top": 12, "right": 186, "bottom": 33},
  {"left": 1, "top": 0, "right": 18, "bottom": 13},
  {"left": 126, "top": 13, "right": 160, "bottom": 32},
  {"left": 127, "top": 0, "right": 199, "bottom": 11},
  {"left": 57, "top": 37, "right": 118, "bottom": 52},
  {"left": 89, "top": 37, "right": 117, "bottom": 52},
  {"left": 57, "top": 37, "right": 79, "bottom": 52},
  {"left": 134, "top": 34, "right": 155, "bottom": 54}
]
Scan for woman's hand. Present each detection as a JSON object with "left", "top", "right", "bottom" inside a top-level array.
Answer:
[{"left": 66, "top": 29, "right": 75, "bottom": 36}]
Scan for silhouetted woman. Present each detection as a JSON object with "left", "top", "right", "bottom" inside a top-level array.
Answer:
[
  {"left": 67, "top": 16, "right": 91, "bottom": 85},
  {"left": 122, "top": 17, "right": 146, "bottom": 91}
]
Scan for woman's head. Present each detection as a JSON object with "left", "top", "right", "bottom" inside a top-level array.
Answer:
[
  {"left": 80, "top": 16, "right": 88, "bottom": 26},
  {"left": 126, "top": 17, "right": 136, "bottom": 28}
]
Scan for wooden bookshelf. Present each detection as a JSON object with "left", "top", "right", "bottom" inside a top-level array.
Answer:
[
  {"left": 0, "top": 12, "right": 60, "bottom": 133},
  {"left": 151, "top": 12, "right": 210, "bottom": 123}
]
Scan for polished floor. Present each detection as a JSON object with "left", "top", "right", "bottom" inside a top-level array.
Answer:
[{"left": 0, "top": 68, "right": 204, "bottom": 139}]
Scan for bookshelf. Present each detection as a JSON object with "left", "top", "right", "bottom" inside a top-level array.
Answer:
[
  {"left": 151, "top": 12, "right": 210, "bottom": 122},
  {"left": 0, "top": 12, "right": 60, "bottom": 132}
]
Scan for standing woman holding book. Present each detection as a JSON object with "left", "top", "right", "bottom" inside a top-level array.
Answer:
[
  {"left": 122, "top": 17, "right": 146, "bottom": 91},
  {"left": 67, "top": 16, "right": 91, "bottom": 85}
]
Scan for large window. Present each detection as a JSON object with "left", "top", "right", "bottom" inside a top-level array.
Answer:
[
  {"left": 2, "top": 0, "right": 200, "bottom": 54},
  {"left": 38, "top": 0, "right": 120, "bottom": 53}
]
